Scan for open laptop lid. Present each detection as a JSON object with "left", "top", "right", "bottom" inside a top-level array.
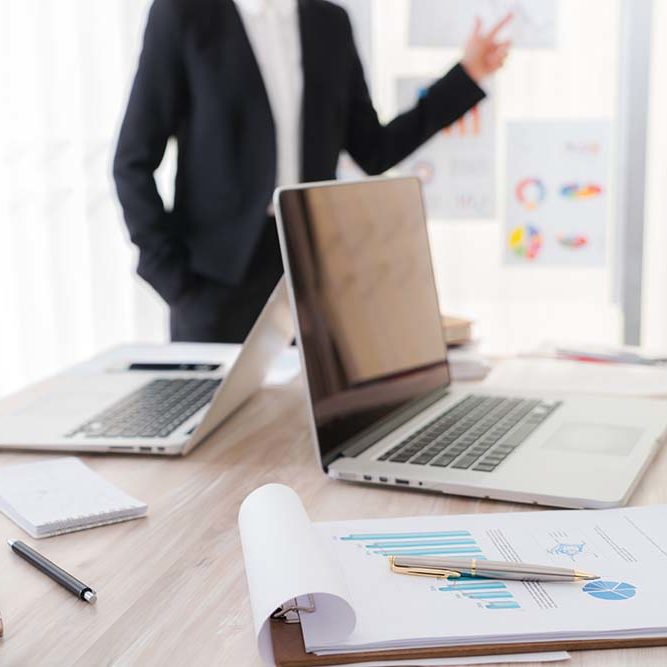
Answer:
[
  {"left": 182, "top": 277, "right": 294, "bottom": 455},
  {"left": 274, "top": 177, "right": 451, "bottom": 469}
]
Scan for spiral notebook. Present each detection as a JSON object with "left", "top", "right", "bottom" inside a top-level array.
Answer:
[{"left": 0, "top": 457, "right": 147, "bottom": 538}]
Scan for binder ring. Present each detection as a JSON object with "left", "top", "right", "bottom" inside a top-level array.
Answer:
[{"left": 271, "top": 594, "right": 316, "bottom": 624}]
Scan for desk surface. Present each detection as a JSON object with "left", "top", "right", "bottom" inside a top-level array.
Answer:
[{"left": 1, "top": 379, "right": 667, "bottom": 666}]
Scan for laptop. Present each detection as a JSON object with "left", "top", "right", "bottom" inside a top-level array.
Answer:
[
  {"left": 274, "top": 177, "right": 667, "bottom": 508},
  {"left": 0, "top": 278, "right": 294, "bottom": 456}
]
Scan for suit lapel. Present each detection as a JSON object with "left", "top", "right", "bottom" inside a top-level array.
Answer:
[
  {"left": 298, "top": 0, "right": 317, "bottom": 180},
  {"left": 224, "top": 0, "right": 278, "bottom": 193},
  {"left": 225, "top": 0, "right": 274, "bottom": 127},
  {"left": 224, "top": 0, "right": 318, "bottom": 183}
]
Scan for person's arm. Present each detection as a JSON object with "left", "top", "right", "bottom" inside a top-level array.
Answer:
[
  {"left": 343, "top": 14, "right": 511, "bottom": 176},
  {"left": 113, "top": 0, "right": 193, "bottom": 305}
]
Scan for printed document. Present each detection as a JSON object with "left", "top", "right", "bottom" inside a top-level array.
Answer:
[{"left": 239, "top": 485, "right": 667, "bottom": 662}]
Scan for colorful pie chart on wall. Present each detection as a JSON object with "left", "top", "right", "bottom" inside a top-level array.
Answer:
[
  {"left": 515, "top": 178, "right": 546, "bottom": 211},
  {"left": 560, "top": 183, "right": 603, "bottom": 200},
  {"left": 509, "top": 224, "right": 543, "bottom": 261},
  {"left": 557, "top": 234, "right": 589, "bottom": 250},
  {"left": 412, "top": 160, "right": 435, "bottom": 185}
]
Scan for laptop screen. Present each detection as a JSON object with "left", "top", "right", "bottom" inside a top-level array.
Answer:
[{"left": 276, "top": 178, "right": 451, "bottom": 464}]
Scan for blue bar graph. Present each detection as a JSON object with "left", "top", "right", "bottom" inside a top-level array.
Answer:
[
  {"left": 340, "top": 531, "right": 472, "bottom": 541},
  {"left": 486, "top": 601, "right": 521, "bottom": 610},
  {"left": 367, "top": 539, "right": 477, "bottom": 549},
  {"left": 439, "top": 579, "right": 521, "bottom": 609},
  {"left": 375, "top": 547, "right": 483, "bottom": 557},
  {"left": 337, "top": 528, "right": 522, "bottom": 611},
  {"left": 439, "top": 582, "right": 507, "bottom": 592}
]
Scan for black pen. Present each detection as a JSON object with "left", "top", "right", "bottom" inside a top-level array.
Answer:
[{"left": 8, "top": 540, "right": 97, "bottom": 604}]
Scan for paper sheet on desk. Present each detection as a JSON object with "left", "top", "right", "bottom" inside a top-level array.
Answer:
[
  {"left": 483, "top": 358, "right": 667, "bottom": 397},
  {"left": 306, "top": 510, "right": 667, "bottom": 655},
  {"left": 239, "top": 485, "right": 571, "bottom": 666}
]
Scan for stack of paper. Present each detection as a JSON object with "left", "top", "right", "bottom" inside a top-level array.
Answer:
[
  {"left": 448, "top": 345, "right": 492, "bottom": 381},
  {"left": 240, "top": 484, "right": 667, "bottom": 664},
  {"left": 483, "top": 358, "right": 667, "bottom": 397}
]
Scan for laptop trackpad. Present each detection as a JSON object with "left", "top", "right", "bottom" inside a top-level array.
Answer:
[{"left": 543, "top": 423, "right": 642, "bottom": 456}]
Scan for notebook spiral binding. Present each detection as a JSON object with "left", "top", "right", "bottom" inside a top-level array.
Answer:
[
  {"left": 38, "top": 507, "right": 142, "bottom": 537},
  {"left": 271, "top": 594, "right": 316, "bottom": 624}
]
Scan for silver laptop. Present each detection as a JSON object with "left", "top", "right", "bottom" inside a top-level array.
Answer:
[
  {"left": 0, "top": 279, "right": 294, "bottom": 456},
  {"left": 274, "top": 177, "right": 667, "bottom": 509}
]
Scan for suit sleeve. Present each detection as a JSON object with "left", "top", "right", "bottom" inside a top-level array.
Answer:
[
  {"left": 113, "top": 0, "right": 193, "bottom": 305},
  {"left": 342, "top": 18, "right": 486, "bottom": 176}
]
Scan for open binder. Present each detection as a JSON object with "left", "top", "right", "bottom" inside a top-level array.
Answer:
[{"left": 239, "top": 485, "right": 667, "bottom": 666}]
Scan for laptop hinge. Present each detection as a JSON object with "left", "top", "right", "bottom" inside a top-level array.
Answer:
[{"left": 322, "top": 386, "right": 452, "bottom": 466}]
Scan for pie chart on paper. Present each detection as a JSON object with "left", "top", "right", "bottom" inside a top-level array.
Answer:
[{"left": 583, "top": 581, "right": 637, "bottom": 601}]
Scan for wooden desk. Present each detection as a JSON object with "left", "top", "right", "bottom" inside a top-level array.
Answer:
[{"left": 1, "top": 380, "right": 666, "bottom": 666}]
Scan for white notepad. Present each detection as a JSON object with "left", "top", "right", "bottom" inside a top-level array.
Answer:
[{"left": 0, "top": 457, "right": 148, "bottom": 538}]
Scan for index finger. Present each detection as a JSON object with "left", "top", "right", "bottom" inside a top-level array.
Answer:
[{"left": 486, "top": 11, "right": 514, "bottom": 42}]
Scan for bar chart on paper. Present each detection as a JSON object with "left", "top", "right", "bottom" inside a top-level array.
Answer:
[{"left": 338, "top": 530, "right": 521, "bottom": 610}]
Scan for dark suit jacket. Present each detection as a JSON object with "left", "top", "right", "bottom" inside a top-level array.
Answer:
[{"left": 113, "top": 0, "right": 485, "bottom": 305}]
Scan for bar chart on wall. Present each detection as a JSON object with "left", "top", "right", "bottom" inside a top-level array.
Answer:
[
  {"left": 395, "top": 77, "right": 497, "bottom": 220},
  {"left": 338, "top": 530, "right": 521, "bottom": 610}
]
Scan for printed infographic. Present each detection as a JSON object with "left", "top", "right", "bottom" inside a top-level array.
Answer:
[
  {"left": 395, "top": 77, "right": 497, "bottom": 220},
  {"left": 505, "top": 121, "right": 610, "bottom": 267}
]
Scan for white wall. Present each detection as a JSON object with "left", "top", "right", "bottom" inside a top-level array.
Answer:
[
  {"left": 0, "top": 0, "right": 166, "bottom": 398},
  {"left": 641, "top": 0, "right": 667, "bottom": 349}
]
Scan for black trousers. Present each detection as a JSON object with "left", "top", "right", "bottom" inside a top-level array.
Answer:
[{"left": 169, "top": 219, "right": 283, "bottom": 343}]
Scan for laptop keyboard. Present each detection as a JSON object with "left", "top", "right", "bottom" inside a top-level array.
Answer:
[
  {"left": 377, "top": 395, "right": 561, "bottom": 472},
  {"left": 67, "top": 378, "right": 221, "bottom": 439}
]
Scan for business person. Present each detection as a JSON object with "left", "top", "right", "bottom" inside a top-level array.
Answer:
[{"left": 114, "top": 0, "right": 511, "bottom": 343}]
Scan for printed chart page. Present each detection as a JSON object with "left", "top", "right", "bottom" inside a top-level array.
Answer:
[{"left": 301, "top": 506, "right": 667, "bottom": 653}]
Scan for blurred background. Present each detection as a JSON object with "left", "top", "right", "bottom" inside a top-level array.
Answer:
[{"left": 1, "top": 0, "right": 665, "bottom": 397}]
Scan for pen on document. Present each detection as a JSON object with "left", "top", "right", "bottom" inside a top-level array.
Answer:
[
  {"left": 389, "top": 556, "right": 600, "bottom": 582},
  {"left": 8, "top": 540, "right": 97, "bottom": 603}
]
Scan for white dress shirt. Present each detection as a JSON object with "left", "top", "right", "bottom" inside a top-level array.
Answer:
[{"left": 234, "top": 0, "right": 303, "bottom": 192}]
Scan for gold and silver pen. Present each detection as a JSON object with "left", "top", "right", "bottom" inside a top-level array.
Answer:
[{"left": 389, "top": 556, "right": 599, "bottom": 582}]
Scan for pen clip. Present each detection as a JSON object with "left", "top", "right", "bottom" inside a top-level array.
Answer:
[{"left": 389, "top": 556, "right": 461, "bottom": 580}]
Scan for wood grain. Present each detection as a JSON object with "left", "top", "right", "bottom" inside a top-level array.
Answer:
[{"left": 0, "top": 378, "right": 666, "bottom": 666}]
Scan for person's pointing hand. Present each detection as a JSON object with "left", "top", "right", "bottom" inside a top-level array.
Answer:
[{"left": 461, "top": 13, "right": 513, "bottom": 84}]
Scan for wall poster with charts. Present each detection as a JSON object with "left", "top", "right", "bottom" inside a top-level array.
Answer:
[
  {"left": 409, "top": 0, "right": 559, "bottom": 50},
  {"left": 504, "top": 121, "right": 611, "bottom": 268},
  {"left": 395, "top": 77, "right": 496, "bottom": 220}
]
